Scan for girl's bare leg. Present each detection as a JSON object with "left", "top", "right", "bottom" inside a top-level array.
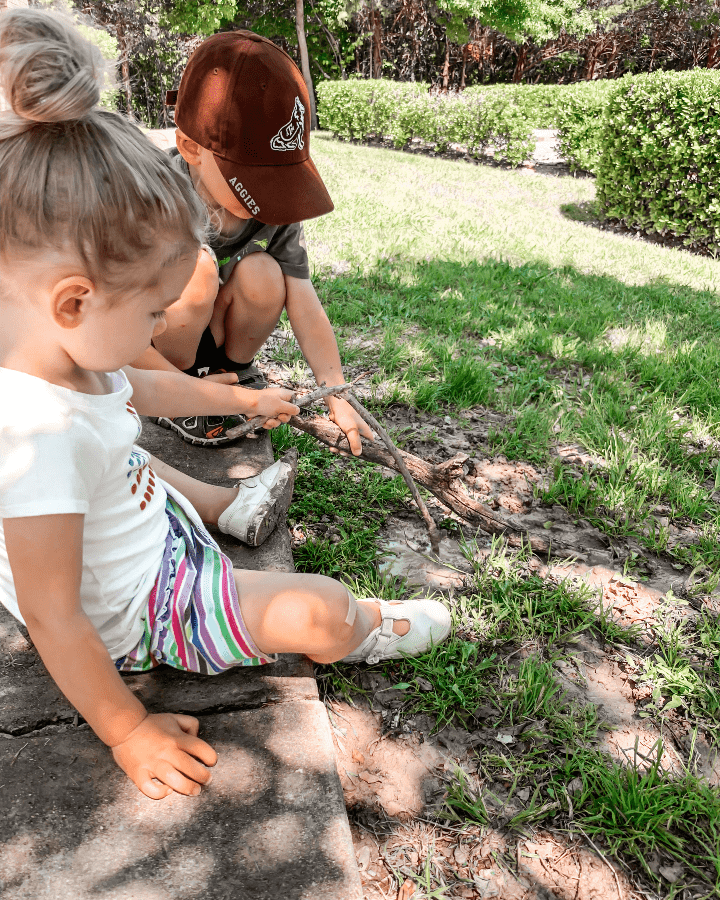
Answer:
[
  {"left": 234, "top": 569, "right": 408, "bottom": 664},
  {"left": 149, "top": 455, "right": 236, "bottom": 525}
]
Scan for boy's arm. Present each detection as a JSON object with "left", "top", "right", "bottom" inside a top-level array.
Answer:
[
  {"left": 4, "top": 514, "right": 216, "bottom": 799},
  {"left": 284, "top": 275, "right": 374, "bottom": 455},
  {"left": 123, "top": 366, "right": 298, "bottom": 425}
]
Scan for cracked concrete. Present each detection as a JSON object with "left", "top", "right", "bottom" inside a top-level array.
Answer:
[{"left": 0, "top": 422, "right": 362, "bottom": 900}]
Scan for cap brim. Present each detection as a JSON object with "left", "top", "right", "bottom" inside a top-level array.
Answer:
[{"left": 214, "top": 153, "right": 333, "bottom": 226}]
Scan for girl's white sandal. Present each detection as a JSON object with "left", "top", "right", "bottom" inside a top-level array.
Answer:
[
  {"left": 218, "top": 449, "right": 297, "bottom": 547},
  {"left": 341, "top": 598, "right": 451, "bottom": 665}
]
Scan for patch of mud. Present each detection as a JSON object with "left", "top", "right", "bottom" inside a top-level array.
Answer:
[
  {"left": 378, "top": 516, "right": 476, "bottom": 590},
  {"left": 327, "top": 702, "right": 446, "bottom": 821},
  {"left": 381, "top": 405, "right": 515, "bottom": 465}
]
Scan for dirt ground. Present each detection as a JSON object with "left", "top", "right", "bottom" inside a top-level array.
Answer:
[{"left": 325, "top": 428, "right": 719, "bottom": 899}]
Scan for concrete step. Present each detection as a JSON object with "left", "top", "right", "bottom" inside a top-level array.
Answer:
[{"left": 0, "top": 425, "right": 362, "bottom": 900}]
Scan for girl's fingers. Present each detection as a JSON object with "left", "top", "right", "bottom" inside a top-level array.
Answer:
[
  {"left": 172, "top": 751, "right": 214, "bottom": 786},
  {"left": 153, "top": 761, "right": 202, "bottom": 796},
  {"left": 137, "top": 771, "right": 173, "bottom": 801},
  {"left": 359, "top": 420, "right": 375, "bottom": 440},
  {"left": 178, "top": 733, "right": 218, "bottom": 768},
  {"left": 175, "top": 714, "right": 200, "bottom": 736}
]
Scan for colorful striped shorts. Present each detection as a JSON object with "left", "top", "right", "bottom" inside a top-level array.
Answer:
[{"left": 115, "top": 494, "right": 276, "bottom": 674}]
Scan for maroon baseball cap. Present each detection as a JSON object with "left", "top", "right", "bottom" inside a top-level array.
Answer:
[{"left": 172, "top": 30, "right": 333, "bottom": 226}]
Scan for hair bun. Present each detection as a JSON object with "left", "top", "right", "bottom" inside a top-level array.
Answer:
[{"left": 0, "top": 8, "right": 104, "bottom": 126}]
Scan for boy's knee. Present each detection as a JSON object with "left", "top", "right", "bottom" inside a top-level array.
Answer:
[
  {"left": 174, "top": 249, "right": 219, "bottom": 321},
  {"left": 227, "top": 252, "right": 286, "bottom": 309}
]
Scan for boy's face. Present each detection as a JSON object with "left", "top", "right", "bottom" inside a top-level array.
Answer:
[{"left": 177, "top": 132, "right": 254, "bottom": 221}]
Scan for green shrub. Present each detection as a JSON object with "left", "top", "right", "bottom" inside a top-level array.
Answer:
[
  {"left": 317, "top": 79, "right": 534, "bottom": 166},
  {"left": 596, "top": 70, "right": 720, "bottom": 254},
  {"left": 555, "top": 79, "right": 625, "bottom": 173},
  {"left": 317, "top": 79, "right": 638, "bottom": 170}
]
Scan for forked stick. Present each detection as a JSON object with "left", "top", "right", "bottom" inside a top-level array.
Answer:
[
  {"left": 342, "top": 393, "right": 441, "bottom": 553},
  {"left": 223, "top": 382, "right": 353, "bottom": 440}
]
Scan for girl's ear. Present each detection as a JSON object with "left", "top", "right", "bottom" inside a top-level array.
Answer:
[
  {"left": 51, "top": 276, "right": 96, "bottom": 329},
  {"left": 176, "top": 129, "right": 203, "bottom": 166}
]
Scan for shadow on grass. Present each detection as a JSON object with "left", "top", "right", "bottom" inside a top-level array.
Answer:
[
  {"left": 319, "top": 255, "right": 720, "bottom": 421},
  {"left": 559, "top": 201, "right": 718, "bottom": 260}
]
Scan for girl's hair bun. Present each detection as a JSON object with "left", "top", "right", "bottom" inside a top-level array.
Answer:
[{"left": 0, "top": 8, "right": 105, "bottom": 129}]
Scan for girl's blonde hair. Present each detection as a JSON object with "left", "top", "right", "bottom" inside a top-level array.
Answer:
[{"left": 0, "top": 8, "right": 206, "bottom": 286}]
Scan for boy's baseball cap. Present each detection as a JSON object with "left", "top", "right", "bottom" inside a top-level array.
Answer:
[{"left": 170, "top": 31, "right": 333, "bottom": 226}]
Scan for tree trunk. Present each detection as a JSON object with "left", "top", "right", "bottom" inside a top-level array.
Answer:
[
  {"left": 295, "top": 0, "right": 317, "bottom": 129},
  {"left": 512, "top": 42, "right": 527, "bottom": 83},
  {"left": 584, "top": 37, "right": 598, "bottom": 80},
  {"left": 442, "top": 34, "right": 451, "bottom": 91},
  {"left": 708, "top": 28, "right": 720, "bottom": 68},
  {"left": 370, "top": 3, "right": 382, "bottom": 78},
  {"left": 116, "top": 23, "right": 132, "bottom": 116},
  {"left": 459, "top": 43, "right": 468, "bottom": 90}
]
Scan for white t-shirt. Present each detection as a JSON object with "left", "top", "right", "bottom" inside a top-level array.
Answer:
[{"left": 0, "top": 368, "right": 170, "bottom": 659}]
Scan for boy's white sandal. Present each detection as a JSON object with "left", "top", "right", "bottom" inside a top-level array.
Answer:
[
  {"left": 218, "top": 449, "right": 297, "bottom": 547},
  {"left": 341, "top": 598, "right": 452, "bottom": 665}
]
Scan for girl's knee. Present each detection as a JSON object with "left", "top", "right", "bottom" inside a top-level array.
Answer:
[{"left": 285, "top": 578, "right": 352, "bottom": 642}]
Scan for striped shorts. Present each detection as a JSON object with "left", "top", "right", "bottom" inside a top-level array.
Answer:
[{"left": 115, "top": 494, "right": 276, "bottom": 674}]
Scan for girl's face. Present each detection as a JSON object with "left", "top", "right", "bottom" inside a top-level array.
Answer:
[{"left": 75, "top": 253, "right": 198, "bottom": 372}]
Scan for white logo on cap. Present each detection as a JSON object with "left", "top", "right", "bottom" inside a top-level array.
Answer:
[{"left": 270, "top": 96, "right": 305, "bottom": 151}]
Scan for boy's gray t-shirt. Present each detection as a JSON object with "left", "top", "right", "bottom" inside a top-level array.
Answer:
[{"left": 169, "top": 149, "right": 310, "bottom": 283}]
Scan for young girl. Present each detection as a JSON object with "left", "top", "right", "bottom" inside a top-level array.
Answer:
[{"left": 0, "top": 9, "right": 451, "bottom": 800}]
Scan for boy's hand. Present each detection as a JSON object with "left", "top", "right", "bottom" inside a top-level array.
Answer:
[
  {"left": 111, "top": 712, "right": 217, "bottom": 800},
  {"left": 327, "top": 397, "right": 375, "bottom": 456},
  {"left": 243, "top": 387, "right": 300, "bottom": 429}
]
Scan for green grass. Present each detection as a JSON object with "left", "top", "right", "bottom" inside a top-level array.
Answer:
[
  {"left": 295, "top": 134, "right": 720, "bottom": 894},
  {"left": 271, "top": 425, "right": 408, "bottom": 580},
  {"left": 303, "top": 134, "right": 720, "bottom": 583}
]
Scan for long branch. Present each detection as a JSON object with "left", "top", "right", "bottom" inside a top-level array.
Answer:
[
  {"left": 343, "top": 393, "right": 441, "bottom": 553},
  {"left": 289, "top": 412, "right": 567, "bottom": 555},
  {"left": 223, "top": 382, "right": 353, "bottom": 440}
]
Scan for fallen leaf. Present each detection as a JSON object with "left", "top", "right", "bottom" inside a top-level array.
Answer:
[
  {"left": 567, "top": 777, "right": 583, "bottom": 794},
  {"left": 659, "top": 863, "right": 684, "bottom": 884},
  {"left": 454, "top": 845, "right": 470, "bottom": 866},
  {"left": 496, "top": 733, "right": 515, "bottom": 745},
  {"left": 359, "top": 770, "right": 383, "bottom": 785}
]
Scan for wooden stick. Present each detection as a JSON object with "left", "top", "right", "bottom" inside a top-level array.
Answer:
[
  {"left": 343, "top": 393, "right": 442, "bottom": 554},
  {"left": 223, "top": 382, "right": 353, "bottom": 440},
  {"left": 289, "top": 412, "right": 572, "bottom": 555}
]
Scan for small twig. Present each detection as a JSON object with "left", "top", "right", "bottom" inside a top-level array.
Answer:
[
  {"left": 575, "top": 825, "right": 624, "bottom": 900},
  {"left": 10, "top": 742, "right": 28, "bottom": 766},
  {"left": 343, "top": 393, "right": 441, "bottom": 553},
  {"left": 223, "top": 382, "right": 353, "bottom": 439}
]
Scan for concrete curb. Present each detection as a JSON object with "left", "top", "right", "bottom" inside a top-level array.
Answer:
[{"left": 0, "top": 424, "right": 362, "bottom": 899}]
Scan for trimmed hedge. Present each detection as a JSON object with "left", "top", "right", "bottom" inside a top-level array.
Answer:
[
  {"left": 555, "top": 79, "right": 624, "bottom": 173},
  {"left": 316, "top": 79, "right": 535, "bottom": 166},
  {"left": 317, "top": 79, "right": 624, "bottom": 170},
  {"left": 596, "top": 70, "right": 720, "bottom": 254}
]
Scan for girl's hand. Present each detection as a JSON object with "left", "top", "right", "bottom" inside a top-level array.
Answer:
[
  {"left": 111, "top": 712, "right": 217, "bottom": 800},
  {"left": 245, "top": 387, "right": 300, "bottom": 429}
]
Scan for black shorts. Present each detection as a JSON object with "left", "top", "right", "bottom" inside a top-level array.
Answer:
[{"left": 183, "top": 327, "right": 222, "bottom": 378}]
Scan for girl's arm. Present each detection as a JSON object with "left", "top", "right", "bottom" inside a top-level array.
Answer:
[
  {"left": 4, "top": 513, "right": 217, "bottom": 799},
  {"left": 123, "top": 365, "right": 299, "bottom": 425}
]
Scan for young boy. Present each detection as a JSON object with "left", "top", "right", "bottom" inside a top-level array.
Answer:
[{"left": 133, "top": 31, "right": 372, "bottom": 455}]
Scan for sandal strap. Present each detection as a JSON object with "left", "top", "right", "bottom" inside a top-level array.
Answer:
[{"left": 365, "top": 610, "right": 398, "bottom": 665}]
